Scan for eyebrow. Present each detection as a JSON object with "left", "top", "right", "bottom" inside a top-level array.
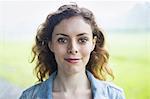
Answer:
[{"left": 56, "top": 33, "right": 88, "bottom": 37}]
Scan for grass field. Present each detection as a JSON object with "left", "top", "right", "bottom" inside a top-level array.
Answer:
[
  {"left": 108, "top": 31, "right": 150, "bottom": 99},
  {"left": 0, "top": 31, "right": 149, "bottom": 99}
]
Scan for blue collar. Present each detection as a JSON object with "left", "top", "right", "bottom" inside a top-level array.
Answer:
[{"left": 37, "top": 71, "right": 107, "bottom": 99}]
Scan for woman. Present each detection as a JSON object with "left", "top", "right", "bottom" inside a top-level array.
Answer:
[{"left": 20, "top": 4, "right": 125, "bottom": 99}]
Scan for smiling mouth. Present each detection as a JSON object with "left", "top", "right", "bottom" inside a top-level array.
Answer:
[{"left": 64, "top": 58, "right": 80, "bottom": 64}]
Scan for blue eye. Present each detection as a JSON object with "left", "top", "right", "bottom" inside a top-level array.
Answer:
[
  {"left": 78, "top": 37, "right": 89, "bottom": 44},
  {"left": 57, "top": 37, "right": 68, "bottom": 44}
]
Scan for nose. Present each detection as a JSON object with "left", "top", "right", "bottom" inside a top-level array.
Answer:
[{"left": 67, "top": 40, "right": 78, "bottom": 54}]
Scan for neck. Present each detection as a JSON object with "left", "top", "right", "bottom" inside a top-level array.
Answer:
[{"left": 53, "top": 70, "right": 90, "bottom": 93}]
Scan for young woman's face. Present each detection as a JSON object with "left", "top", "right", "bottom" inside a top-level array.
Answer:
[{"left": 49, "top": 16, "right": 96, "bottom": 75}]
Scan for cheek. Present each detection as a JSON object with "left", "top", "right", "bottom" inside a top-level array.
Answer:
[
  {"left": 54, "top": 46, "right": 66, "bottom": 54},
  {"left": 80, "top": 45, "right": 93, "bottom": 57},
  {"left": 53, "top": 47, "right": 66, "bottom": 64}
]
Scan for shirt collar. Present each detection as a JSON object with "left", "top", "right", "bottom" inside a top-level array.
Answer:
[
  {"left": 37, "top": 71, "right": 107, "bottom": 99},
  {"left": 37, "top": 71, "right": 57, "bottom": 99},
  {"left": 86, "top": 71, "right": 107, "bottom": 99}
]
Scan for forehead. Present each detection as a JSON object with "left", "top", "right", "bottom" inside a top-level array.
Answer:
[{"left": 52, "top": 16, "right": 92, "bottom": 36}]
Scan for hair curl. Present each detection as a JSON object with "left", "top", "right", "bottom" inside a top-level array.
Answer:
[{"left": 31, "top": 4, "right": 114, "bottom": 82}]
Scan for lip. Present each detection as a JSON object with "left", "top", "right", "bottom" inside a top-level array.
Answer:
[{"left": 64, "top": 58, "right": 80, "bottom": 64}]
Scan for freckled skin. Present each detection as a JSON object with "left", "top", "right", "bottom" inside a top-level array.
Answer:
[
  {"left": 49, "top": 16, "right": 96, "bottom": 99},
  {"left": 49, "top": 16, "right": 96, "bottom": 76}
]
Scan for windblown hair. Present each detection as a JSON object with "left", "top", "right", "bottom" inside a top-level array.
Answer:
[{"left": 31, "top": 4, "right": 114, "bottom": 82}]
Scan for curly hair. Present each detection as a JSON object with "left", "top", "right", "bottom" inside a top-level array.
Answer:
[{"left": 31, "top": 4, "right": 114, "bottom": 82}]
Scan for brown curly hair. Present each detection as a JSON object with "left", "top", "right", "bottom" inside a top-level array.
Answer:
[{"left": 31, "top": 4, "right": 114, "bottom": 82}]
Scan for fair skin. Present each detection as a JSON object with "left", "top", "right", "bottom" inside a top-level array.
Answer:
[{"left": 49, "top": 16, "right": 96, "bottom": 99}]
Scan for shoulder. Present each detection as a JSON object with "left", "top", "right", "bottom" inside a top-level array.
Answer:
[
  {"left": 105, "top": 81, "right": 125, "bottom": 98},
  {"left": 19, "top": 83, "right": 42, "bottom": 99},
  {"left": 19, "top": 72, "right": 57, "bottom": 99},
  {"left": 95, "top": 79, "right": 126, "bottom": 99},
  {"left": 86, "top": 71, "right": 125, "bottom": 99}
]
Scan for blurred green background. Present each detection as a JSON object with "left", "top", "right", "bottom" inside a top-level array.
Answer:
[
  {"left": 0, "top": 1, "right": 150, "bottom": 99},
  {"left": 0, "top": 31, "right": 149, "bottom": 99}
]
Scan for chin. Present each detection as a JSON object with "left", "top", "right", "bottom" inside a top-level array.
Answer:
[{"left": 64, "top": 66, "right": 85, "bottom": 75}]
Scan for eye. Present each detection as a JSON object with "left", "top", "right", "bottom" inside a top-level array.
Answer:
[
  {"left": 78, "top": 37, "right": 89, "bottom": 44},
  {"left": 57, "top": 37, "right": 68, "bottom": 44}
]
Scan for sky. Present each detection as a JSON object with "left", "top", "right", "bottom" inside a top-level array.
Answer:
[{"left": 0, "top": 1, "right": 146, "bottom": 41}]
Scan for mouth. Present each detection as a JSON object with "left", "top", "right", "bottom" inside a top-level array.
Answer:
[{"left": 64, "top": 58, "right": 80, "bottom": 64}]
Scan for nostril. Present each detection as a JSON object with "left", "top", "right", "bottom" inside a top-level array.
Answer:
[{"left": 67, "top": 50, "right": 78, "bottom": 54}]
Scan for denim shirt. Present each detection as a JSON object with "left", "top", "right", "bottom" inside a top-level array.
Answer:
[{"left": 20, "top": 71, "right": 125, "bottom": 99}]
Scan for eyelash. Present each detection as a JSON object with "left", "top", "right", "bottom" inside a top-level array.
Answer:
[
  {"left": 57, "top": 37, "right": 68, "bottom": 44},
  {"left": 78, "top": 37, "right": 89, "bottom": 44},
  {"left": 57, "top": 37, "right": 89, "bottom": 44}
]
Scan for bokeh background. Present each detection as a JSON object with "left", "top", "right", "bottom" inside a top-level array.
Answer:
[{"left": 0, "top": 1, "right": 150, "bottom": 99}]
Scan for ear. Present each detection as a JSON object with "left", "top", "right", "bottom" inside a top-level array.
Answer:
[
  {"left": 48, "top": 42, "right": 54, "bottom": 52},
  {"left": 92, "top": 36, "right": 97, "bottom": 51}
]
